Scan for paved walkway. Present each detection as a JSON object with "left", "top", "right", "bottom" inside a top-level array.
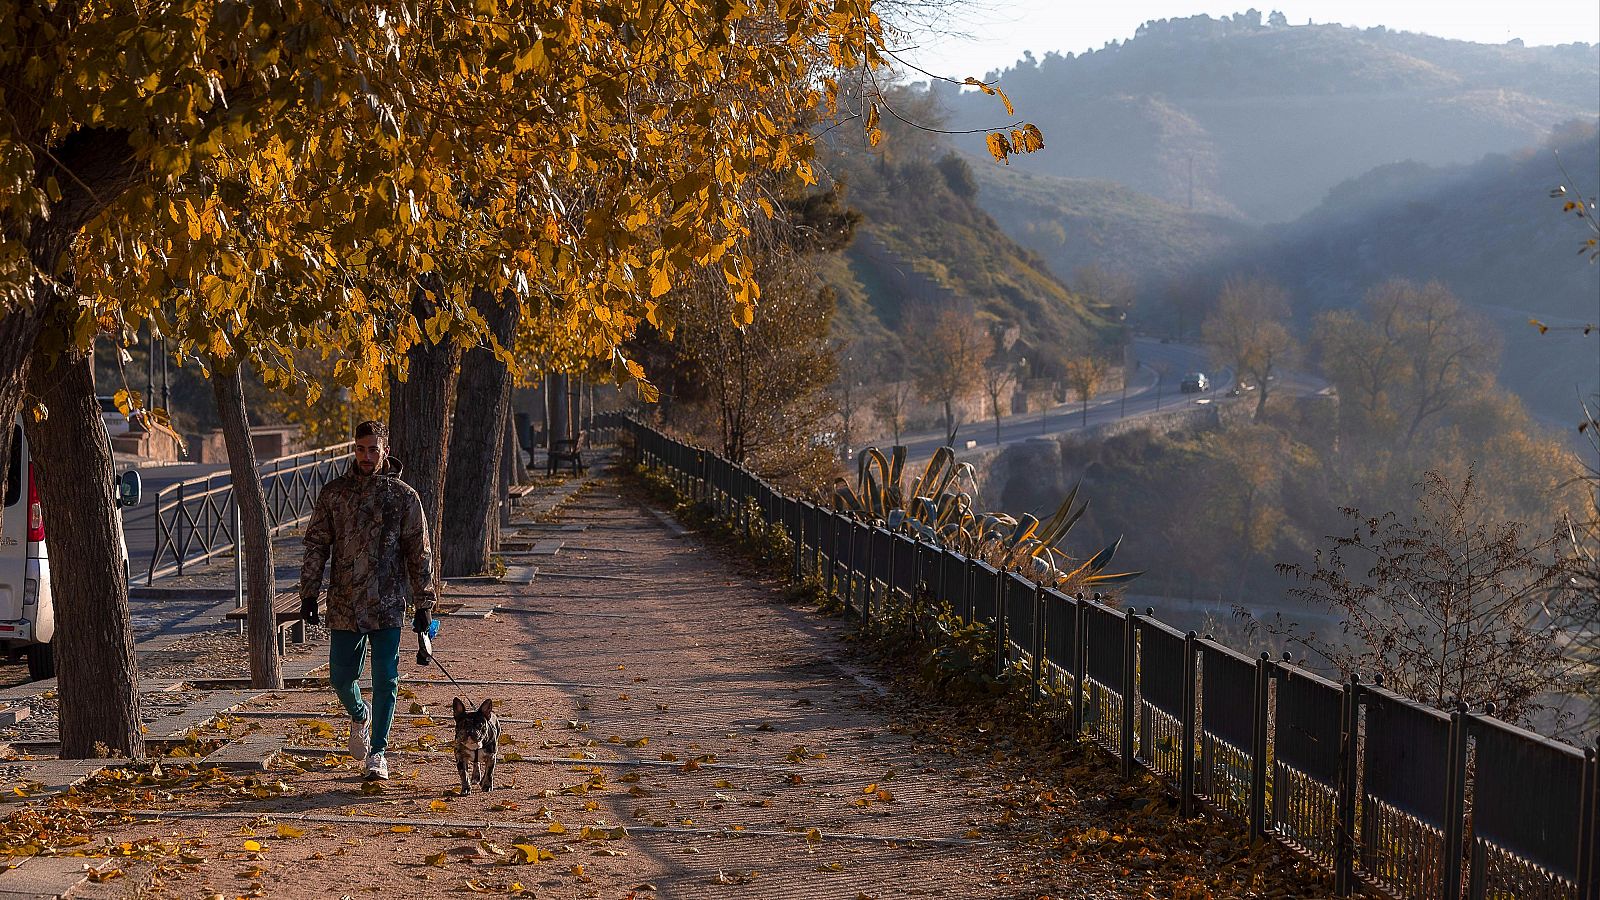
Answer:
[{"left": 0, "top": 464, "right": 1331, "bottom": 899}]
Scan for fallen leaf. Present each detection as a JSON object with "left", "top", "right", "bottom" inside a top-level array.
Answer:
[
  {"left": 275, "top": 824, "right": 306, "bottom": 839},
  {"left": 391, "top": 825, "right": 415, "bottom": 834},
  {"left": 512, "top": 844, "right": 552, "bottom": 864}
]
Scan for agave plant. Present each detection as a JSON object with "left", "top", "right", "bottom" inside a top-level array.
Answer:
[{"left": 833, "top": 444, "right": 1140, "bottom": 594}]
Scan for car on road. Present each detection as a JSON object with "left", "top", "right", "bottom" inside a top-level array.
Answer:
[
  {"left": 1180, "top": 372, "right": 1210, "bottom": 393},
  {"left": 98, "top": 394, "right": 144, "bottom": 435},
  {"left": 1, "top": 422, "right": 141, "bottom": 680}
]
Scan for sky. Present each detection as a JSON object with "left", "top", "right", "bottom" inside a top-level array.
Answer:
[{"left": 890, "top": 1, "right": 1600, "bottom": 82}]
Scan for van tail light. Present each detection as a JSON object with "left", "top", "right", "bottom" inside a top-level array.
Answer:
[{"left": 26, "top": 464, "right": 43, "bottom": 542}]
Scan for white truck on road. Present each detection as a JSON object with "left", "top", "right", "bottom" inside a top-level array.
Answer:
[{"left": 0, "top": 422, "right": 140, "bottom": 680}]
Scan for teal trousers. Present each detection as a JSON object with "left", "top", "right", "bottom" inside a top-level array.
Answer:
[{"left": 328, "top": 628, "right": 402, "bottom": 754}]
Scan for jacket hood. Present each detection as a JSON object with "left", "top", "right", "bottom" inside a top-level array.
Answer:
[{"left": 349, "top": 456, "right": 405, "bottom": 478}]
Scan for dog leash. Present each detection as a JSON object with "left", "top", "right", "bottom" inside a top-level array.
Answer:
[{"left": 417, "top": 629, "right": 475, "bottom": 709}]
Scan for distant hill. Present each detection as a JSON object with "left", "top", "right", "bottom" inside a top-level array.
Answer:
[
  {"left": 1202, "top": 124, "right": 1600, "bottom": 428},
  {"left": 964, "top": 161, "right": 1258, "bottom": 291},
  {"left": 819, "top": 132, "right": 1119, "bottom": 373},
  {"left": 933, "top": 13, "right": 1599, "bottom": 223}
]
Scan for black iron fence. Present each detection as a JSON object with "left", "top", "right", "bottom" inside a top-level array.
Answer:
[
  {"left": 145, "top": 442, "right": 353, "bottom": 584},
  {"left": 629, "top": 421, "right": 1600, "bottom": 900}
]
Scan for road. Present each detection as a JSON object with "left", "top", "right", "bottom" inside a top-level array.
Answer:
[
  {"left": 868, "top": 337, "right": 1237, "bottom": 462},
  {"left": 108, "top": 461, "right": 232, "bottom": 585}
]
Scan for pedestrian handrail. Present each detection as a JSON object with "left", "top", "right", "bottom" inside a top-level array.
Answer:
[
  {"left": 626, "top": 419, "right": 1600, "bottom": 900},
  {"left": 144, "top": 442, "right": 353, "bottom": 584}
]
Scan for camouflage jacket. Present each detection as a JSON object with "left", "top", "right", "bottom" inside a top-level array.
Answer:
[{"left": 299, "top": 458, "right": 435, "bottom": 633}]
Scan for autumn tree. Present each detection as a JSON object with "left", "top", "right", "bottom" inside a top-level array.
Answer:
[
  {"left": 1063, "top": 355, "right": 1108, "bottom": 427},
  {"left": 1, "top": 0, "right": 1040, "bottom": 758},
  {"left": 871, "top": 377, "right": 916, "bottom": 447},
  {"left": 833, "top": 345, "right": 871, "bottom": 461},
  {"left": 1276, "top": 469, "right": 1585, "bottom": 727},
  {"left": 1202, "top": 276, "right": 1299, "bottom": 419},
  {"left": 1315, "top": 279, "right": 1498, "bottom": 447},
  {"left": 980, "top": 350, "right": 1017, "bottom": 446},
  {"left": 905, "top": 304, "right": 989, "bottom": 446}
]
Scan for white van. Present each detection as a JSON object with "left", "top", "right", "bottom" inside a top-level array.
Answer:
[{"left": 0, "top": 422, "right": 139, "bottom": 680}]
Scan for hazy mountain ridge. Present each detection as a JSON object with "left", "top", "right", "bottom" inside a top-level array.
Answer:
[
  {"left": 933, "top": 14, "right": 1599, "bottom": 222},
  {"left": 1209, "top": 125, "right": 1600, "bottom": 427},
  {"left": 963, "top": 161, "right": 1259, "bottom": 290}
]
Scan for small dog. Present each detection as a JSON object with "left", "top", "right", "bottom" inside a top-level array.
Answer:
[{"left": 452, "top": 697, "right": 499, "bottom": 794}]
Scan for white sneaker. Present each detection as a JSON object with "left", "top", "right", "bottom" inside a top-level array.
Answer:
[
  {"left": 364, "top": 752, "right": 389, "bottom": 781},
  {"left": 349, "top": 718, "right": 370, "bottom": 760}
]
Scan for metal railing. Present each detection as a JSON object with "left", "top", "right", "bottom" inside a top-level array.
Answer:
[
  {"left": 629, "top": 420, "right": 1600, "bottom": 900},
  {"left": 145, "top": 442, "right": 353, "bottom": 584}
]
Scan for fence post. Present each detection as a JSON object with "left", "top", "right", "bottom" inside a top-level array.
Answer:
[
  {"left": 790, "top": 504, "right": 802, "bottom": 584},
  {"left": 1580, "top": 741, "right": 1598, "bottom": 900},
  {"left": 1180, "top": 631, "right": 1198, "bottom": 818},
  {"left": 861, "top": 529, "right": 875, "bottom": 627},
  {"left": 992, "top": 571, "right": 1007, "bottom": 680},
  {"left": 826, "top": 515, "right": 839, "bottom": 600},
  {"left": 1030, "top": 583, "right": 1044, "bottom": 704},
  {"left": 175, "top": 482, "right": 186, "bottom": 576},
  {"left": 962, "top": 557, "right": 975, "bottom": 626},
  {"left": 1442, "top": 702, "right": 1470, "bottom": 900},
  {"left": 1071, "top": 594, "right": 1088, "bottom": 740},
  {"left": 1335, "top": 674, "right": 1360, "bottom": 896},
  {"left": 1250, "top": 652, "right": 1272, "bottom": 844},
  {"left": 233, "top": 501, "right": 245, "bottom": 636},
  {"left": 1120, "top": 608, "right": 1136, "bottom": 778}
]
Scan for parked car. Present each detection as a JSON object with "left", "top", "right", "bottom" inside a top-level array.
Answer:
[
  {"left": 1, "top": 422, "right": 140, "bottom": 680},
  {"left": 1180, "top": 372, "right": 1210, "bottom": 393},
  {"left": 98, "top": 394, "right": 141, "bottom": 435}
]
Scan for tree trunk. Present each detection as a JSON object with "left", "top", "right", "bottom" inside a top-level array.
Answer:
[
  {"left": 507, "top": 401, "right": 528, "bottom": 486},
  {"left": 549, "top": 373, "right": 572, "bottom": 448},
  {"left": 24, "top": 351, "right": 144, "bottom": 758},
  {"left": 441, "top": 292, "right": 518, "bottom": 577},
  {"left": 211, "top": 364, "right": 283, "bottom": 689},
  {"left": 499, "top": 390, "right": 515, "bottom": 531},
  {"left": 389, "top": 293, "right": 463, "bottom": 568},
  {"left": 1255, "top": 376, "right": 1269, "bottom": 420}
]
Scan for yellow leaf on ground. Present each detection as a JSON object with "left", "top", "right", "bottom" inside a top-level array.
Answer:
[
  {"left": 391, "top": 825, "right": 415, "bottom": 833},
  {"left": 424, "top": 852, "right": 448, "bottom": 867},
  {"left": 512, "top": 844, "right": 552, "bottom": 863},
  {"left": 430, "top": 799, "right": 450, "bottom": 812},
  {"left": 275, "top": 824, "right": 306, "bottom": 839},
  {"left": 242, "top": 840, "right": 263, "bottom": 852}
]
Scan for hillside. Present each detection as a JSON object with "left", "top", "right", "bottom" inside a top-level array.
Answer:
[
  {"left": 1209, "top": 124, "right": 1600, "bottom": 428},
  {"left": 933, "top": 13, "right": 1599, "bottom": 223},
  {"left": 819, "top": 134, "right": 1118, "bottom": 373},
  {"left": 965, "top": 161, "right": 1258, "bottom": 290}
]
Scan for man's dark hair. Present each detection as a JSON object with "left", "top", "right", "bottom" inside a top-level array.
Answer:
[{"left": 354, "top": 420, "right": 389, "bottom": 444}]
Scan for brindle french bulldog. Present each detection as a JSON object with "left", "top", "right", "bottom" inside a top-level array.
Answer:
[{"left": 451, "top": 697, "right": 499, "bottom": 793}]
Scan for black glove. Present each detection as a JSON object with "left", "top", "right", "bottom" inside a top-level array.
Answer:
[
  {"left": 300, "top": 596, "right": 319, "bottom": 627},
  {"left": 414, "top": 606, "right": 432, "bottom": 634}
]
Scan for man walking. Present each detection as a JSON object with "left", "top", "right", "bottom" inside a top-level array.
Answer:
[{"left": 298, "top": 420, "right": 435, "bottom": 780}]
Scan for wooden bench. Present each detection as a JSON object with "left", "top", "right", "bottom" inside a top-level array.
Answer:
[
  {"left": 224, "top": 590, "right": 308, "bottom": 653},
  {"left": 546, "top": 437, "right": 586, "bottom": 476}
]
